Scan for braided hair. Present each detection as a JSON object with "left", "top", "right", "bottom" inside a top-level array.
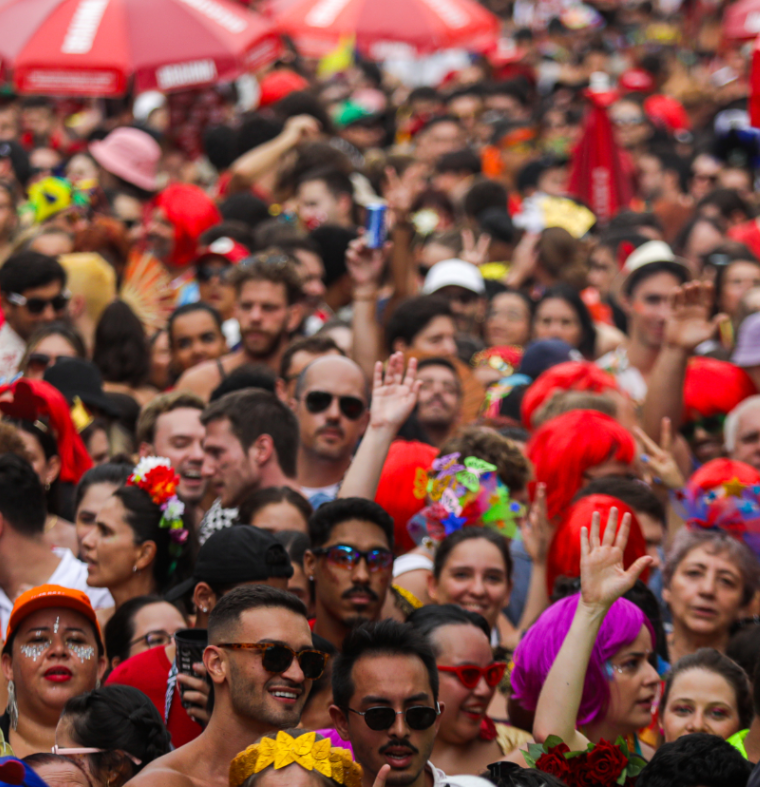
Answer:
[{"left": 61, "top": 685, "right": 172, "bottom": 786}]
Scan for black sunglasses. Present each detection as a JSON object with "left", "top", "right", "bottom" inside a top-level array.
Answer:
[
  {"left": 196, "top": 263, "right": 230, "bottom": 283},
  {"left": 311, "top": 544, "right": 393, "bottom": 572},
  {"left": 304, "top": 390, "right": 366, "bottom": 420},
  {"left": 218, "top": 642, "right": 329, "bottom": 680},
  {"left": 681, "top": 414, "right": 726, "bottom": 441},
  {"left": 7, "top": 291, "right": 69, "bottom": 315},
  {"left": 345, "top": 705, "right": 440, "bottom": 731}
]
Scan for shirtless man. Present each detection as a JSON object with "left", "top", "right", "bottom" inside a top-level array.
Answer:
[
  {"left": 176, "top": 254, "right": 304, "bottom": 402},
  {"left": 128, "top": 585, "right": 325, "bottom": 787}
]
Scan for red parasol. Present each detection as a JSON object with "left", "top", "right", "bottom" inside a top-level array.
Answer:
[
  {"left": 265, "top": 0, "right": 499, "bottom": 59},
  {"left": 567, "top": 77, "right": 635, "bottom": 225},
  {"left": 723, "top": 0, "right": 760, "bottom": 40},
  {"left": 0, "top": 0, "right": 281, "bottom": 97}
]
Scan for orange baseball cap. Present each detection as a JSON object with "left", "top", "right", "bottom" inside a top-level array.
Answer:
[{"left": 4, "top": 585, "right": 102, "bottom": 651}]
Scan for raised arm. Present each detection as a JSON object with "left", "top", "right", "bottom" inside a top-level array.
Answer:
[
  {"left": 338, "top": 353, "right": 420, "bottom": 500},
  {"left": 532, "top": 508, "right": 653, "bottom": 749}
]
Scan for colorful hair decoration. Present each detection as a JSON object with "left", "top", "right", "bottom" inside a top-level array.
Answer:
[
  {"left": 127, "top": 457, "right": 188, "bottom": 562},
  {"left": 408, "top": 452, "right": 524, "bottom": 547},
  {"left": 229, "top": 731, "right": 362, "bottom": 787},
  {"left": 671, "top": 459, "right": 760, "bottom": 559}
]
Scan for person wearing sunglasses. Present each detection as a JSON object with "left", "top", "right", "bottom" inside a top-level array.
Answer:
[
  {"left": 304, "top": 498, "right": 395, "bottom": 652},
  {"left": 19, "top": 322, "right": 86, "bottom": 381},
  {"left": 54, "top": 685, "right": 171, "bottom": 787},
  {"left": 330, "top": 619, "right": 445, "bottom": 787},
  {"left": 128, "top": 585, "right": 325, "bottom": 787},
  {"left": 292, "top": 355, "right": 370, "bottom": 505},
  {"left": 408, "top": 605, "right": 531, "bottom": 776},
  {"left": 0, "top": 251, "right": 69, "bottom": 382}
]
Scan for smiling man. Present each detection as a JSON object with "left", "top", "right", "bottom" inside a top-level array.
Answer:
[
  {"left": 130, "top": 585, "right": 327, "bottom": 787},
  {"left": 330, "top": 620, "right": 445, "bottom": 787},
  {"left": 304, "top": 498, "right": 395, "bottom": 652},
  {"left": 414, "top": 358, "right": 462, "bottom": 448}
]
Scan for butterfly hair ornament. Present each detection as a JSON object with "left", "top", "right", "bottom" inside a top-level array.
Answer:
[
  {"left": 127, "top": 457, "right": 187, "bottom": 571},
  {"left": 408, "top": 452, "right": 525, "bottom": 548}
]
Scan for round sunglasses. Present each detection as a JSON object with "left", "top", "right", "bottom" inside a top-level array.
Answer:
[
  {"left": 218, "top": 642, "right": 329, "bottom": 680},
  {"left": 437, "top": 662, "right": 506, "bottom": 689},
  {"left": 303, "top": 390, "right": 366, "bottom": 420},
  {"left": 311, "top": 544, "right": 393, "bottom": 573},
  {"left": 345, "top": 704, "right": 440, "bottom": 731}
]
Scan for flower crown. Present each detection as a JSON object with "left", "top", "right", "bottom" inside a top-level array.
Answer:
[
  {"left": 408, "top": 452, "right": 525, "bottom": 547},
  {"left": 671, "top": 476, "right": 760, "bottom": 559},
  {"left": 229, "top": 731, "right": 362, "bottom": 787},
  {"left": 522, "top": 736, "right": 645, "bottom": 787},
  {"left": 127, "top": 457, "right": 187, "bottom": 567}
]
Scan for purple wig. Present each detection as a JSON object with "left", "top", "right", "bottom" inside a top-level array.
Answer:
[{"left": 511, "top": 594, "right": 654, "bottom": 726}]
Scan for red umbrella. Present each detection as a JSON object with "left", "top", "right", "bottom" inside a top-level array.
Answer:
[
  {"left": 567, "top": 83, "right": 635, "bottom": 225},
  {"left": 723, "top": 0, "right": 760, "bottom": 40},
  {"left": 266, "top": 0, "right": 499, "bottom": 59},
  {"left": 0, "top": 0, "right": 281, "bottom": 97}
]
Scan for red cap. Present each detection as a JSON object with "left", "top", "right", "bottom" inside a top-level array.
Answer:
[
  {"left": 643, "top": 94, "right": 691, "bottom": 133},
  {"left": 619, "top": 69, "right": 655, "bottom": 94},
  {"left": 195, "top": 236, "right": 250, "bottom": 266},
  {"left": 258, "top": 70, "right": 309, "bottom": 108},
  {"left": 5, "top": 584, "right": 102, "bottom": 650}
]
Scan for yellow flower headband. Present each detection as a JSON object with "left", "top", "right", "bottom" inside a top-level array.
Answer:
[{"left": 229, "top": 731, "right": 362, "bottom": 787}]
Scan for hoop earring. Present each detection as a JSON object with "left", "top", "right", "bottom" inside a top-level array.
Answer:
[{"left": 6, "top": 680, "right": 17, "bottom": 731}]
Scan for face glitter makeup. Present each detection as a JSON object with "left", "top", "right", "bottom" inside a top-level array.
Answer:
[
  {"left": 54, "top": 616, "right": 60, "bottom": 634},
  {"left": 68, "top": 644, "right": 95, "bottom": 661},
  {"left": 20, "top": 642, "right": 49, "bottom": 662}
]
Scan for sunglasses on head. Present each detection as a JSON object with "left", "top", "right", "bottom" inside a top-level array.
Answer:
[
  {"left": 304, "top": 390, "right": 366, "bottom": 420},
  {"left": 437, "top": 662, "right": 506, "bottom": 689},
  {"left": 311, "top": 544, "right": 393, "bottom": 572},
  {"left": 7, "top": 291, "right": 70, "bottom": 315},
  {"left": 196, "top": 263, "right": 231, "bottom": 283},
  {"left": 345, "top": 704, "right": 440, "bottom": 731},
  {"left": 217, "top": 642, "right": 329, "bottom": 680}
]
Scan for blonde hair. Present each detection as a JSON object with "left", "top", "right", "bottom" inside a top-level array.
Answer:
[{"left": 59, "top": 253, "right": 116, "bottom": 324}]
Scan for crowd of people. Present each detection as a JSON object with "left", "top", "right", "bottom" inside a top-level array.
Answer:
[{"left": 2, "top": 1, "right": 760, "bottom": 786}]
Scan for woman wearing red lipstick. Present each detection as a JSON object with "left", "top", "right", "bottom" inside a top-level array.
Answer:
[
  {"left": 0, "top": 584, "right": 106, "bottom": 758},
  {"left": 408, "top": 605, "right": 531, "bottom": 776}
]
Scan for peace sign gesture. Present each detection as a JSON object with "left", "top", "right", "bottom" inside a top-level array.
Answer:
[
  {"left": 580, "top": 508, "right": 653, "bottom": 611},
  {"left": 460, "top": 228, "right": 491, "bottom": 267}
]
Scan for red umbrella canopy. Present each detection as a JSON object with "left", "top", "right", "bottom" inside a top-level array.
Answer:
[
  {"left": 0, "top": 0, "right": 281, "bottom": 97},
  {"left": 567, "top": 87, "right": 635, "bottom": 225},
  {"left": 723, "top": 0, "right": 760, "bottom": 40},
  {"left": 268, "top": 0, "right": 499, "bottom": 59}
]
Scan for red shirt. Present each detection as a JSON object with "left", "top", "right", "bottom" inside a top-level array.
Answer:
[{"left": 106, "top": 645, "right": 202, "bottom": 748}]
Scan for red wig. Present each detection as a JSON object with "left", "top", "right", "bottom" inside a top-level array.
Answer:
[
  {"left": 682, "top": 357, "right": 755, "bottom": 423},
  {"left": 688, "top": 458, "right": 760, "bottom": 493},
  {"left": 547, "top": 494, "right": 648, "bottom": 594},
  {"left": 153, "top": 184, "right": 222, "bottom": 268},
  {"left": 521, "top": 361, "right": 620, "bottom": 428},
  {"left": 527, "top": 410, "right": 637, "bottom": 522}
]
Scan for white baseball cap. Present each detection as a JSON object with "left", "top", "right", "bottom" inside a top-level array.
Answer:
[{"left": 422, "top": 259, "right": 486, "bottom": 296}]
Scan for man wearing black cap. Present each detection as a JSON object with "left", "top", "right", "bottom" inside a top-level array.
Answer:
[{"left": 106, "top": 526, "right": 293, "bottom": 748}]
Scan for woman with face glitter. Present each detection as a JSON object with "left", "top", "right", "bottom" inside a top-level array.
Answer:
[{"left": 0, "top": 585, "right": 107, "bottom": 758}]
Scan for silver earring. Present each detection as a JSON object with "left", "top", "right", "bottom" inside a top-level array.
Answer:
[
  {"left": 201, "top": 607, "right": 208, "bottom": 613},
  {"left": 6, "top": 680, "right": 17, "bottom": 731},
  {"left": 95, "top": 678, "right": 101, "bottom": 689},
  {"left": 132, "top": 565, "right": 138, "bottom": 573}
]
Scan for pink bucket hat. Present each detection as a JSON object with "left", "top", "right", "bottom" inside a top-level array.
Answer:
[{"left": 89, "top": 127, "right": 161, "bottom": 193}]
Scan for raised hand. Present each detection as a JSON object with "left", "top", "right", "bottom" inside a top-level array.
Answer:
[
  {"left": 283, "top": 114, "right": 321, "bottom": 144},
  {"left": 384, "top": 164, "right": 425, "bottom": 219},
  {"left": 580, "top": 508, "right": 653, "bottom": 611},
  {"left": 346, "top": 233, "right": 386, "bottom": 292},
  {"left": 369, "top": 352, "right": 421, "bottom": 432},
  {"left": 460, "top": 229, "right": 491, "bottom": 267},
  {"left": 522, "top": 482, "right": 551, "bottom": 564},
  {"left": 634, "top": 417, "right": 685, "bottom": 490},
  {"left": 373, "top": 765, "right": 391, "bottom": 787},
  {"left": 664, "top": 281, "right": 726, "bottom": 352}
]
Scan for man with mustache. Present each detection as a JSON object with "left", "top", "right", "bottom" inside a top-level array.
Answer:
[
  {"left": 291, "top": 355, "right": 370, "bottom": 506},
  {"left": 414, "top": 358, "right": 462, "bottom": 448},
  {"left": 304, "top": 498, "right": 395, "bottom": 651},
  {"left": 330, "top": 620, "right": 446, "bottom": 787},
  {"left": 130, "top": 585, "right": 328, "bottom": 787}
]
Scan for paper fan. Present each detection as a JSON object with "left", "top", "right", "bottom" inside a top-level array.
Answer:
[{"left": 120, "top": 251, "right": 176, "bottom": 333}]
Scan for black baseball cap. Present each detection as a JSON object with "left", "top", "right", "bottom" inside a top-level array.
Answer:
[{"left": 165, "top": 525, "right": 294, "bottom": 601}]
